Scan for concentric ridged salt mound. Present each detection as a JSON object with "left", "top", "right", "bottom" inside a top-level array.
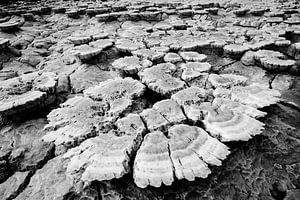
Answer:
[
  {"left": 111, "top": 56, "right": 152, "bottom": 76},
  {"left": 201, "top": 104, "right": 265, "bottom": 142},
  {"left": 84, "top": 78, "right": 145, "bottom": 116},
  {"left": 213, "top": 98, "right": 267, "bottom": 119},
  {"left": 133, "top": 131, "right": 174, "bottom": 188},
  {"left": 0, "top": 72, "right": 57, "bottom": 117},
  {"left": 171, "top": 87, "right": 208, "bottom": 122},
  {"left": 139, "top": 63, "right": 186, "bottom": 96},
  {"left": 42, "top": 96, "right": 109, "bottom": 150},
  {"left": 208, "top": 74, "right": 248, "bottom": 89},
  {"left": 63, "top": 132, "right": 140, "bottom": 182},
  {"left": 168, "top": 124, "right": 230, "bottom": 181},
  {"left": 254, "top": 50, "right": 296, "bottom": 71},
  {"left": 231, "top": 84, "right": 281, "bottom": 108}
]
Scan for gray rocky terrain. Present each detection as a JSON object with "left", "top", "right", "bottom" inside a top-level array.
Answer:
[{"left": 0, "top": 0, "right": 299, "bottom": 199}]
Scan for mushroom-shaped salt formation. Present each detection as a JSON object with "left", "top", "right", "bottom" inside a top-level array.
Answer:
[
  {"left": 132, "top": 48, "right": 165, "bottom": 62},
  {"left": 139, "top": 63, "right": 186, "bottom": 96},
  {"left": 181, "top": 62, "right": 211, "bottom": 81},
  {"left": 84, "top": 78, "right": 146, "bottom": 116},
  {"left": 254, "top": 50, "right": 296, "bottom": 71},
  {"left": 164, "top": 52, "right": 182, "bottom": 63},
  {"left": 0, "top": 72, "right": 57, "bottom": 117},
  {"left": 133, "top": 131, "right": 174, "bottom": 188},
  {"left": 171, "top": 87, "right": 207, "bottom": 122},
  {"left": 213, "top": 98, "right": 266, "bottom": 119},
  {"left": 70, "top": 44, "right": 102, "bottom": 61},
  {"left": 63, "top": 132, "right": 139, "bottom": 183},
  {"left": 208, "top": 74, "right": 248, "bottom": 89},
  {"left": 231, "top": 84, "right": 281, "bottom": 108},
  {"left": 168, "top": 124, "right": 230, "bottom": 180},
  {"left": 42, "top": 96, "right": 109, "bottom": 151},
  {"left": 179, "top": 51, "right": 207, "bottom": 62},
  {"left": 111, "top": 56, "right": 152, "bottom": 76},
  {"left": 67, "top": 33, "right": 91, "bottom": 45},
  {"left": 223, "top": 44, "right": 249, "bottom": 59},
  {"left": 115, "top": 39, "right": 145, "bottom": 53},
  {"left": 201, "top": 104, "right": 265, "bottom": 142},
  {"left": 89, "top": 39, "right": 114, "bottom": 50}
]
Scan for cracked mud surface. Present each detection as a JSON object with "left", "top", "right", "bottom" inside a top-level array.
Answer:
[{"left": 0, "top": 0, "right": 300, "bottom": 199}]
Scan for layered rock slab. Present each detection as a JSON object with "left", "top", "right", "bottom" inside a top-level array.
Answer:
[
  {"left": 63, "top": 132, "right": 141, "bottom": 183},
  {"left": 42, "top": 96, "right": 109, "bottom": 151},
  {"left": 0, "top": 171, "right": 30, "bottom": 200},
  {"left": 0, "top": 72, "right": 57, "bottom": 117},
  {"left": 84, "top": 77, "right": 146, "bottom": 116}
]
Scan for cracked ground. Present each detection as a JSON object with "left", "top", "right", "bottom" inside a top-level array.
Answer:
[{"left": 0, "top": 0, "right": 300, "bottom": 199}]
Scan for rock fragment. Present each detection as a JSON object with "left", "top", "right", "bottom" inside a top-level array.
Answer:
[
  {"left": 15, "top": 157, "right": 74, "bottom": 200},
  {"left": 0, "top": 171, "right": 31, "bottom": 200}
]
